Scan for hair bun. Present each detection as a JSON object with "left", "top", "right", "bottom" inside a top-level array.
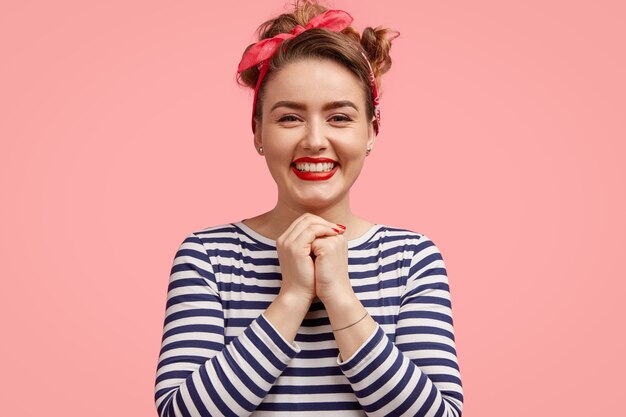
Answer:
[{"left": 361, "top": 26, "right": 400, "bottom": 81}]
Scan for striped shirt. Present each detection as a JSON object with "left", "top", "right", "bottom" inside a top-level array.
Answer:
[{"left": 155, "top": 221, "right": 463, "bottom": 417}]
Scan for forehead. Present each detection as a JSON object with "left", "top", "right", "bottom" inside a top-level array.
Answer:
[{"left": 263, "top": 58, "right": 366, "bottom": 108}]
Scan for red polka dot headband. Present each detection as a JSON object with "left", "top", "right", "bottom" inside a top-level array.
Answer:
[{"left": 237, "top": 9, "right": 382, "bottom": 135}]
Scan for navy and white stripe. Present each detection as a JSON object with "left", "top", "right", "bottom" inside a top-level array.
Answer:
[{"left": 155, "top": 221, "right": 463, "bottom": 416}]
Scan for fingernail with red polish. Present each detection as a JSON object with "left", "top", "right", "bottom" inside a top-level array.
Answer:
[
  {"left": 337, "top": 224, "right": 346, "bottom": 230},
  {"left": 332, "top": 228, "right": 341, "bottom": 233}
]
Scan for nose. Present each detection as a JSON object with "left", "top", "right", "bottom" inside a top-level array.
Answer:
[{"left": 300, "top": 118, "right": 328, "bottom": 152}]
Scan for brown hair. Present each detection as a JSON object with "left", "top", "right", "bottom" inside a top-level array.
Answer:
[{"left": 237, "top": 0, "right": 399, "bottom": 127}]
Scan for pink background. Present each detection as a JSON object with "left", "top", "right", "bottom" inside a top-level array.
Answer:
[{"left": 1, "top": 0, "right": 624, "bottom": 415}]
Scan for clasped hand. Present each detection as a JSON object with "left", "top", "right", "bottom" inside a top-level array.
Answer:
[{"left": 275, "top": 213, "right": 353, "bottom": 306}]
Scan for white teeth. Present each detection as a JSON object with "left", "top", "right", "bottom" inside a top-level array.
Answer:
[{"left": 294, "top": 162, "right": 335, "bottom": 172}]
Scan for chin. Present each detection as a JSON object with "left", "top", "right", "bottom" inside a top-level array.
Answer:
[{"left": 289, "top": 189, "right": 345, "bottom": 211}]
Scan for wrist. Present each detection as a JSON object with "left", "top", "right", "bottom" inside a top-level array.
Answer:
[
  {"left": 264, "top": 292, "right": 312, "bottom": 344},
  {"left": 318, "top": 282, "right": 357, "bottom": 310},
  {"left": 275, "top": 290, "right": 314, "bottom": 314},
  {"left": 332, "top": 311, "right": 369, "bottom": 332},
  {"left": 323, "top": 293, "right": 365, "bottom": 329}
]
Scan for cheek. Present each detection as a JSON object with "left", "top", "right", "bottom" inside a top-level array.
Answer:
[
  {"left": 265, "top": 154, "right": 285, "bottom": 170},
  {"left": 263, "top": 148, "right": 293, "bottom": 177},
  {"left": 339, "top": 140, "right": 367, "bottom": 161},
  {"left": 340, "top": 150, "right": 367, "bottom": 175}
]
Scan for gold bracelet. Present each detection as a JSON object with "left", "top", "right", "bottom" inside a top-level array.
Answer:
[{"left": 332, "top": 312, "right": 369, "bottom": 332}]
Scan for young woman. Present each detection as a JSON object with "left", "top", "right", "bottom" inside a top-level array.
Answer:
[{"left": 154, "top": 1, "right": 463, "bottom": 416}]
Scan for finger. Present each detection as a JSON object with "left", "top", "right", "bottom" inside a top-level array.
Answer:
[
  {"left": 280, "top": 212, "right": 314, "bottom": 239},
  {"left": 279, "top": 213, "right": 329, "bottom": 243},
  {"left": 293, "top": 223, "right": 341, "bottom": 247},
  {"left": 311, "top": 234, "right": 346, "bottom": 252},
  {"left": 288, "top": 214, "right": 344, "bottom": 240}
]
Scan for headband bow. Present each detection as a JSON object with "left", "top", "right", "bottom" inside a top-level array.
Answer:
[{"left": 237, "top": 9, "right": 382, "bottom": 135}]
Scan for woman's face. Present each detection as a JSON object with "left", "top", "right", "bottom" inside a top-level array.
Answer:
[{"left": 255, "top": 58, "right": 375, "bottom": 211}]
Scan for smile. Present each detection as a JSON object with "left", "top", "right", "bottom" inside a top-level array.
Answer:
[
  {"left": 293, "top": 162, "right": 335, "bottom": 172},
  {"left": 291, "top": 157, "right": 339, "bottom": 181}
]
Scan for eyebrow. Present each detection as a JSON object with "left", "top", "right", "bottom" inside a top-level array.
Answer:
[{"left": 270, "top": 100, "right": 359, "bottom": 112}]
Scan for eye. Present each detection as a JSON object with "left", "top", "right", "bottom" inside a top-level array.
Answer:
[
  {"left": 329, "top": 114, "right": 353, "bottom": 123},
  {"left": 278, "top": 114, "right": 301, "bottom": 123}
]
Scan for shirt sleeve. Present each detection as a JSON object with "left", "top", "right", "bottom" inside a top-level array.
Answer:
[
  {"left": 337, "top": 235, "right": 464, "bottom": 417},
  {"left": 154, "top": 233, "right": 300, "bottom": 417}
]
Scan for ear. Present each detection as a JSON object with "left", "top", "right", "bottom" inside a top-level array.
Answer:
[
  {"left": 366, "top": 116, "right": 376, "bottom": 151},
  {"left": 253, "top": 122, "right": 262, "bottom": 152}
]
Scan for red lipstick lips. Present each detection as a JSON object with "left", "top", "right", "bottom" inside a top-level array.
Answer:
[{"left": 291, "top": 157, "right": 338, "bottom": 181}]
